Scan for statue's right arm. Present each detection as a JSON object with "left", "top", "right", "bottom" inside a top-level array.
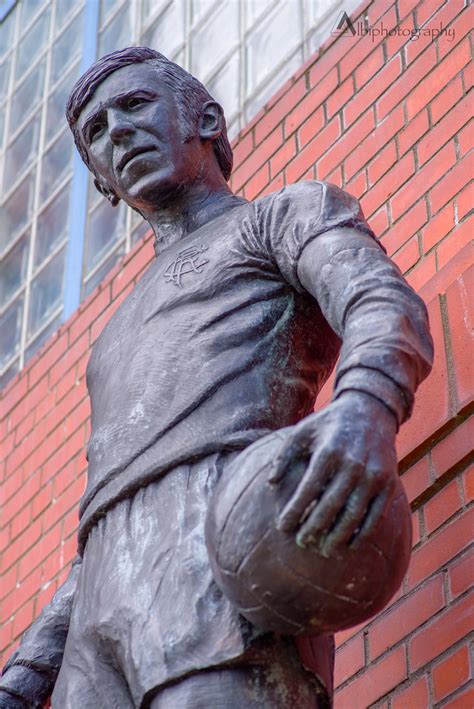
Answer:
[{"left": 0, "top": 555, "right": 81, "bottom": 707}]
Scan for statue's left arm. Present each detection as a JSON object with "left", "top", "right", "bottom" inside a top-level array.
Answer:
[{"left": 268, "top": 187, "right": 433, "bottom": 557}]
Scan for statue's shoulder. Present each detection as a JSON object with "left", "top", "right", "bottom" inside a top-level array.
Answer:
[{"left": 254, "top": 180, "right": 354, "bottom": 219}]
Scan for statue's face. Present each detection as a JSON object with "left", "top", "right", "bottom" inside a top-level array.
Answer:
[{"left": 77, "top": 63, "right": 203, "bottom": 209}]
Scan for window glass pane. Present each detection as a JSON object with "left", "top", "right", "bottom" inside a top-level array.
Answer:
[
  {"left": 83, "top": 245, "right": 124, "bottom": 297},
  {"left": 191, "top": 1, "right": 238, "bottom": 81},
  {"left": 99, "top": 2, "right": 132, "bottom": 56},
  {"left": 35, "top": 187, "right": 70, "bottom": 267},
  {"left": 0, "top": 170, "right": 36, "bottom": 252},
  {"left": 45, "top": 60, "right": 80, "bottom": 143},
  {"left": 244, "top": 50, "right": 302, "bottom": 124},
  {"left": 206, "top": 51, "right": 239, "bottom": 124},
  {"left": 25, "top": 310, "right": 62, "bottom": 361},
  {"left": 0, "top": 231, "right": 30, "bottom": 306},
  {"left": 20, "top": 0, "right": 48, "bottom": 29},
  {"left": 0, "top": 104, "right": 4, "bottom": 150},
  {"left": 28, "top": 247, "right": 65, "bottom": 336},
  {"left": 16, "top": 7, "right": 51, "bottom": 80},
  {"left": 100, "top": 0, "right": 123, "bottom": 28},
  {"left": 0, "top": 358, "right": 19, "bottom": 389},
  {"left": 10, "top": 58, "right": 46, "bottom": 130},
  {"left": 85, "top": 198, "right": 126, "bottom": 275},
  {"left": 0, "top": 5, "right": 16, "bottom": 59},
  {"left": 191, "top": 0, "right": 218, "bottom": 25},
  {"left": 0, "top": 295, "right": 24, "bottom": 368},
  {"left": 131, "top": 218, "right": 149, "bottom": 247},
  {"left": 0, "top": 54, "right": 11, "bottom": 98},
  {"left": 56, "top": 0, "right": 82, "bottom": 32},
  {"left": 5, "top": 113, "right": 41, "bottom": 187},
  {"left": 246, "top": 0, "right": 274, "bottom": 26},
  {"left": 246, "top": 0, "right": 301, "bottom": 93},
  {"left": 142, "top": 2, "right": 185, "bottom": 59},
  {"left": 50, "top": 9, "right": 84, "bottom": 85},
  {"left": 141, "top": 0, "right": 169, "bottom": 27},
  {"left": 40, "top": 129, "right": 73, "bottom": 203}
]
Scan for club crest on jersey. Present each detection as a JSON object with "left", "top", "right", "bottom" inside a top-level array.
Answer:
[{"left": 164, "top": 245, "right": 209, "bottom": 287}]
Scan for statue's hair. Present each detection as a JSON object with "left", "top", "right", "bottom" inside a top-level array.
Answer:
[{"left": 66, "top": 46, "right": 233, "bottom": 182}]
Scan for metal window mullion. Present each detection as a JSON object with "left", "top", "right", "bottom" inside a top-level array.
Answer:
[
  {"left": 63, "top": 0, "right": 99, "bottom": 320},
  {"left": 18, "top": 0, "right": 55, "bottom": 370}
]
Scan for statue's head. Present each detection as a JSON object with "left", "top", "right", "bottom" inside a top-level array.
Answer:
[{"left": 66, "top": 47, "right": 233, "bottom": 210}]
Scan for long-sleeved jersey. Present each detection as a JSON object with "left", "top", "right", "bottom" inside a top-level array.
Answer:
[{"left": 0, "top": 181, "right": 433, "bottom": 704}]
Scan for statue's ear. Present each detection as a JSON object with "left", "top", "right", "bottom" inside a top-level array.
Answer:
[
  {"left": 93, "top": 177, "right": 120, "bottom": 207},
  {"left": 199, "top": 101, "right": 223, "bottom": 141}
]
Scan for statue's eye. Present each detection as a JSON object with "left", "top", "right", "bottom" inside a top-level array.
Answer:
[
  {"left": 89, "top": 122, "right": 105, "bottom": 142},
  {"left": 127, "top": 97, "right": 147, "bottom": 110}
]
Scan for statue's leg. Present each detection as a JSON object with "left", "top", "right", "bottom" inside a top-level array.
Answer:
[{"left": 148, "top": 663, "right": 323, "bottom": 709}]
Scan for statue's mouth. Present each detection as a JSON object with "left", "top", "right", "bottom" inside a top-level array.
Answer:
[{"left": 118, "top": 146, "right": 157, "bottom": 172}]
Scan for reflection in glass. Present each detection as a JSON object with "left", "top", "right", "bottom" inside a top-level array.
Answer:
[
  {"left": 0, "top": 55, "right": 11, "bottom": 98},
  {"left": 0, "top": 5, "right": 16, "bottom": 59},
  {"left": 191, "top": 1, "right": 238, "bottom": 81},
  {"left": 20, "top": 0, "right": 47, "bottom": 29},
  {"left": 25, "top": 310, "right": 62, "bottom": 362},
  {"left": 50, "top": 10, "right": 84, "bottom": 85},
  {"left": 0, "top": 170, "right": 36, "bottom": 252},
  {"left": 16, "top": 8, "right": 51, "bottom": 80},
  {"left": 0, "top": 231, "right": 30, "bottom": 306},
  {"left": 99, "top": 3, "right": 131, "bottom": 56},
  {"left": 56, "top": 0, "right": 82, "bottom": 32},
  {"left": 45, "top": 61, "right": 80, "bottom": 143},
  {"left": 28, "top": 247, "right": 65, "bottom": 336},
  {"left": 10, "top": 59, "right": 46, "bottom": 130},
  {"left": 0, "top": 296, "right": 24, "bottom": 368},
  {"left": 4, "top": 115, "right": 41, "bottom": 188},
  {"left": 191, "top": 0, "right": 218, "bottom": 26},
  {"left": 85, "top": 198, "right": 126, "bottom": 275},
  {"left": 40, "top": 130, "right": 73, "bottom": 203},
  {"left": 206, "top": 52, "right": 239, "bottom": 125},
  {"left": 35, "top": 188, "right": 70, "bottom": 267},
  {"left": 142, "top": 2, "right": 185, "bottom": 60},
  {"left": 83, "top": 245, "right": 124, "bottom": 298},
  {"left": 141, "top": 0, "right": 169, "bottom": 27}
]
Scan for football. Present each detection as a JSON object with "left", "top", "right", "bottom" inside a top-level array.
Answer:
[{"left": 205, "top": 429, "right": 412, "bottom": 636}]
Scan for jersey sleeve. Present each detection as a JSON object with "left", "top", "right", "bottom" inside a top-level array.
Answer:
[{"left": 254, "top": 180, "right": 380, "bottom": 292}]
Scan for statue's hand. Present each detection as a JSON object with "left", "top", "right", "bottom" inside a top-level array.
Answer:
[{"left": 269, "top": 391, "right": 399, "bottom": 558}]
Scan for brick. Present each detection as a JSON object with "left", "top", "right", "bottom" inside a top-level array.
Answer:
[
  {"left": 244, "top": 162, "right": 270, "bottom": 200},
  {"left": 68, "top": 285, "right": 111, "bottom": 344},
  {"left": 335, "top": 645, "right": 407, "bottom": 709},
  {"left": 385, "top": 12, "right": 417, "bottom": 59},
  {"left": 430, "top": 77, "right": 464, "bottom": 124},
  {"left": 270, "top": 135, "right": 297, "bottom": 178},
  {"left": 326, "top": 77, "right": 353, "bottom": 118},
  {"left": 436, "top": 3, "right": 472, "bottom": 57},
  {"left": 407, "top": 507, "right": 474, "bottom": 589},
  {"left": 346, "top": 56, "right": 402, "bottom": 127},
  {"left": 409, "top": 592, "right": 473, "bottom": 670},
  {"left": 406, "top": 251, "right": 437, "bottom": 291},
  {"left": 334, "top": 634, "right": 365, "bottom": 688},
  {"left": 0, "top": 376, "right": 28, "bottom": 419},
  {"left": 345, "top": 105, "right": 404, "bottom": 181},
  {"left": 12, "top": 598, "right": 35, "bottom": 640},
  {"left": 392, "top": 674, "right": 430, "bottom": 709},
  {"left": 463, "top": 464, "right": 474, "bottom": 503},
  {"left": 254, "top": 78, "right": 306, "bottom": 145},
  {"left": 412, "top": 509, "right": 421, "bottom": 547},
  {"left": 10, "top": 503, "right": 31, "bottom": 541},
  {"left": 422, "top": 202, "right": 455, "bottom": 253},
  {"left": 448, "top": 547, "right": 474, "bottom": 600},
  {"left": 231, "top": 130, "right": 254, "bottom": 170},
  {"left": 401, "top": 456, "right": 430, "bottom": 503},
  {"left": 391, "top": 141, "right": 457, "bottom": 221},
  {"left": 418, "top": 94, "right": 471, "bottom": 165},
  {"left": 369, "top": 574, "right": 445, "bottom": 659},
  {"left": 368, "top": 207, "right": 389, "bottom": 238},
  {"left": 405, "top": 40, "right": 470, "bottom": 120},
  {"left": 28, "top": 331, "right": 69, "bottom": 389},
  {"left": 433, "top": 643, "right": 471, "bottom": 702},
  {"left": 393, "top": 234, "right": 420, "bottom": 273},
  {"left": 317, "top": 109, "right": 375, "bottom": 179},
  {"left": 368, "top": 140, "right": 397, "bottom": 185},
  {"left": 436, "top": 218, "right": 473, "bottom": 269},
  {"left": 338, "top": 5, "right": 398, "bottom": 80},
  {"left": 398, "top": 109, "right": 429, "bottom": 156},
  {"left": 363, "top": 151, "right": 416, "bottom": 219},
  {"left": 355, "top": 46, "right": 385, "bottom": 89},
  {"left": 233, "top": 126, "right": 283, "bottom": 190},
  {"left": 425, "top": 479, "right": 463, "bottom": 534},
  {"left": 456, "top": 184, "right": 473, "bottom": 222},
  {"left": 443, "top": 685, "right": 474, "bottom": 709},
  {"left": 456, "top": 118, "right": 472, "bottom": 158},
  {"left": 286, "top": 118, "right": 340, "bottom": 183},
  {"left": 445, "top": 270, "right": 472, "bottom": 409},
  {"left": 431, "top": 417, "right": 474, "bottom": 480},
  {"left": 346, "top": 170, "right": 367, "bottom": 201}
]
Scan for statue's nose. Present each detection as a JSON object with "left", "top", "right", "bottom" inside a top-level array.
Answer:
[{"left": 109, "top": 111, "right": 135, "bottom": 144}]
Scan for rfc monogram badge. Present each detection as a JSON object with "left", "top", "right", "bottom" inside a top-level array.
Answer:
[{"left": 164, "top": 245, "right": 210, "bottom": 287}]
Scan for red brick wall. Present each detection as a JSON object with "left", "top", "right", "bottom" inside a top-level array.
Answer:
[{"left": 1, "top": 0, "right": 472, "bottom": 705}]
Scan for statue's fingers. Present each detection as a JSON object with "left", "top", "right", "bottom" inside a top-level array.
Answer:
[
  {"left": 318, "top": 486, "right": 371, "bottom": 558},
  {"left": 276, "top": 446, "right": 333, "bottom": 533},
  {"left": 295, "top": 465, "right": 360, "bottom": 548},
  {"left": 268, "top": 428, "right": 311, "bottom": 484},
  {"left": 350, "top": 489, "right": 391, "bottom": 549}
]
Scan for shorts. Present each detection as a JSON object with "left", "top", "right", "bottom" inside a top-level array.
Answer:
[{"left": 51, "top": 453, "right": 332, "bottom": 708}]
